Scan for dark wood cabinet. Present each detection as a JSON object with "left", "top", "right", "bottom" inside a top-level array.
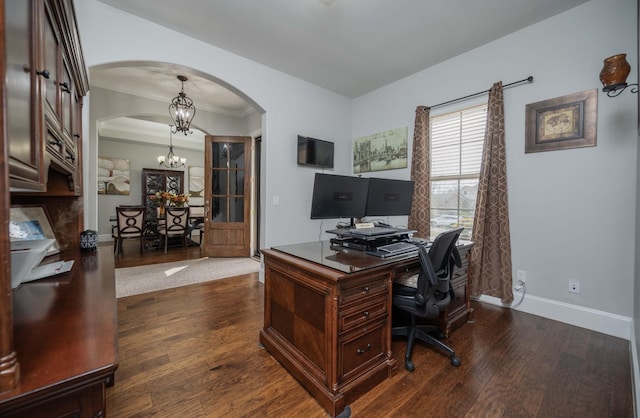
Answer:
[
  {"left": 141, "top": 168, "right": 185, "bottom": 219},
  {"left": 5, "top": 0, "right": 46, "bottom": 191},
  {"left": 7, "top": 0, "right": 88, "bottom": 192},
  {"left": 0, "top": 2, "right": 113, "bottom": 416},
  {"left": 41, "top": 0, "right": 87, "bottom": 183}
]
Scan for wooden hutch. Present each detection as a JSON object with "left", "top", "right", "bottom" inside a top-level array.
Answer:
[{"left": 0, "top": 0, "right": 118, "bottom": 416}]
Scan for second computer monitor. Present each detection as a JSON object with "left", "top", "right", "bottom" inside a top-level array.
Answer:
[{"left": 365, "top": 178, "right": 415, "bottom": 217}]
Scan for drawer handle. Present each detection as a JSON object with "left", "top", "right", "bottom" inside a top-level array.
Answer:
[
  {"left": 36, "top": 69, "right": 50, "bottom": 79},
  {"left": 59, "top": 81, "right": 71, "bottom": 93},
  {"left": 363, "top": 286, "right": 369, "bottom": 292},
  {"left": 362, "top": 311, "right": 369, "bottom": 318},
  {"left": 357, "top": 344, "right": 372, "bottom": 355},
  {"left": 48, "top": 138, "right": 62, "bottom": 147}
]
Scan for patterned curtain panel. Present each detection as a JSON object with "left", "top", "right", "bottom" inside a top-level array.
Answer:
[
  {"left": 469, "top": 82, "right": 514, "bottom": 303},
  {"left": 408, "top": 106, "right": 431, "bottom": 238}
]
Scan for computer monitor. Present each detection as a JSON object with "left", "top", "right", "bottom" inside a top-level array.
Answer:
[
  {"left": 365, "top": 177, "right": 415, "bottom": 216},
  {"left": 310, "top": 174, "right": 369, "bottom": 224}
]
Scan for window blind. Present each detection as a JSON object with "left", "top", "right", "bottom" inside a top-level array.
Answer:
[
  {"left": 430, "top": 104, "right": 486, "bottom": 239},
  {"left": 431, "top": 105, "right": 486, "bottom": 179}
]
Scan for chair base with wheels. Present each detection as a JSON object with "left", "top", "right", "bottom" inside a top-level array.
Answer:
[{"left": 392, "top": 308, "right": 460, "bottom": 371}]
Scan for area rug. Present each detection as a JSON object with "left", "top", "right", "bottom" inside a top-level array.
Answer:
[{"left": 115, "top": 257, "right": 261, "bottom": 298}]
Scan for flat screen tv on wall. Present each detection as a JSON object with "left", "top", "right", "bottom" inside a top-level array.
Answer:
[{"left": 297, "top": 135, "right": 334, "bottom": 168}]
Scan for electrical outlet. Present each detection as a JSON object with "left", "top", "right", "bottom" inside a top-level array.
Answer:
[
  {"left": 516, "top": 270, "right": 526, "bottom": 283},
  {"left": 568, "top": 280, "right": 581, "bottom": 294}
]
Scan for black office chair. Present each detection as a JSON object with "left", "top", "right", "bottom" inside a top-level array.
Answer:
[{"left": 392, "top": 227, "right": 464, "bottom": 372}]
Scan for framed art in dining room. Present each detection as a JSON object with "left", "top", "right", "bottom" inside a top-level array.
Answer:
[
  {"left": 525, "top": 89, "right": 597, "bottom": 153},
  {"left": 188, "top": 166, "right": 205, "bottom": 197}
]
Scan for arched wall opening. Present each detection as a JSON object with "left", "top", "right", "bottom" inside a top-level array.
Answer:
[{"left": 86, "top": 61, "right": 266, "bottom": 255}]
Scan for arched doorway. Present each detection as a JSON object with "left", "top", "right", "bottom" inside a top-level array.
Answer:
[{"left": 88, "top": 61, "right": 265, "bottom": 257}]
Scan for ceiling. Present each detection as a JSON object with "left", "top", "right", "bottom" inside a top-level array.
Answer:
[
  {"left": 93, "top": 0, "right": 589, "bottom": 142},
  {"left": 91, "top": 65, "right": 254, "bottom": 119},
  {"left": 96, "top": 0, "right": 589, "bottom": 100}
]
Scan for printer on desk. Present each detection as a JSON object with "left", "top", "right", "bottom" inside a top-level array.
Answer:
[
  {"left": 10, "top": 239, "right": 74, "bottom": 289},
  {"left": 10, "top": 239, "right": 56, "bottom": 289}
]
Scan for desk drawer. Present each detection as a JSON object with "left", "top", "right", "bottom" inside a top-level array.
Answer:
[
  {"left": 447, "top": 279, "right": 468, "bottom": 317},
  {"left": 340, "top": 275, "right": 388, "bottom": 306},
  {"left": 339, "top": 320, "right": 386, "bottom": 383},
  {"left": 394, "top": 262, "right": 420, "bottom": 281},
  {"left": 339, "top": 296, "right": 387, "bottom": 333},
  {"left": 451, "top": 265, "right": 468, "bottom": 286}
]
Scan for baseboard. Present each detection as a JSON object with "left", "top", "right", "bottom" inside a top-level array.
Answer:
[
  {"left": 631, "top": 324, "right": 639, "bottom": 417},
  {"left": 474, "top": 292, "right": 632, "bottom": 340},
  {"left": 99, "top": 234, "right": 112, "bottom": 242}
]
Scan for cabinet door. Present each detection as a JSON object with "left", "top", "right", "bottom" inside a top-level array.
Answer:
[
  {"left": 42, "top": 0, "right": 61, "bottom": 131},
  {"left": 165, "top": 173, "right": 183, "bottom": 194},
  {"left": 143, "top": 171, "right": 164, "bottom": 220},
  {"left": 70, "top": 90, "right": 82, "bottom": 194},
  {"left": 6, "top": 0, "right": 46, "bottom": 190},
  {"left": 141, "top": 169, "right": 184, "bottom": 219}
]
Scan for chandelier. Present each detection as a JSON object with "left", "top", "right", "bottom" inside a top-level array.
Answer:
[
  {"left": 169, "top": 75, "right": 196, "bottom": 135},
  {"left": 157, "top": 125, "right": 186, "bottom": 168}
]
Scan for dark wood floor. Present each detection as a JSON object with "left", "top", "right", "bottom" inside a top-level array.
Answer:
[
  {"left": 107, "top": 243, "right": 634, "bottom": 417},
  {"left": 110, "top": 240, "right": 206, "bottom": 269}
]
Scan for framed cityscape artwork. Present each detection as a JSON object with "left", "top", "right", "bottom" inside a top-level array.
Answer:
[{"left": 353, "top": 127, "right": 408, "bottom": 174}]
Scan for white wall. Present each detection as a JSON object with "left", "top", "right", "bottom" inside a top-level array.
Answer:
[
  {"left": 353, "top": 0, "right": 637, "bottom": 326},
  {"left": 77, "top": 0, "right": 638, "bottom": 334},
  {"left": 76, "top": 0, "right": 353, "bottom": 251},
  {"left": 97, "top": 138, "right": 206, "bottom": 236}
]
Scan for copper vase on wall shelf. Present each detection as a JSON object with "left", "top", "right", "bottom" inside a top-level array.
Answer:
[{"left": 599, "top": 53, "right": 631, "bottom": 92}]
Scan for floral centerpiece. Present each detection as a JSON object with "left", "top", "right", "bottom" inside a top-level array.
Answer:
[
  {"left": 151, "top": 191, "right": 190, "bottom": 208},
  {"left": 172, "top": 192, "right": 190, "bottom": 207}
]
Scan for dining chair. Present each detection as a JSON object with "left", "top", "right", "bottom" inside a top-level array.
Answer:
[
  {"left": 112, "top": 205, "right": 146, "bottom": 257},
  {"left": 188, "top": 205, "right": 205, "bottom": 245},
  {"left": 158, "top": 207, "right": 189, "bottom": 253}
]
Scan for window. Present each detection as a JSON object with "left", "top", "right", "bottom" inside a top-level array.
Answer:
[{"left": 430, "top": 104, "right": 486, "bottom": 240}]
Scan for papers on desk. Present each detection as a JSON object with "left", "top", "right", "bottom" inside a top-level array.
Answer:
[{"left": 22, "top": 260, "right": 74, "bottom": 283}]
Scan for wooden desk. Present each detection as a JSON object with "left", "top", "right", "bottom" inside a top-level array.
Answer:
[
  {"left": 0, "top": 248, "right": 118, "bottom": 417},
  {"left": 260, "top": 240, "right": 473, "bottom": 418}
]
